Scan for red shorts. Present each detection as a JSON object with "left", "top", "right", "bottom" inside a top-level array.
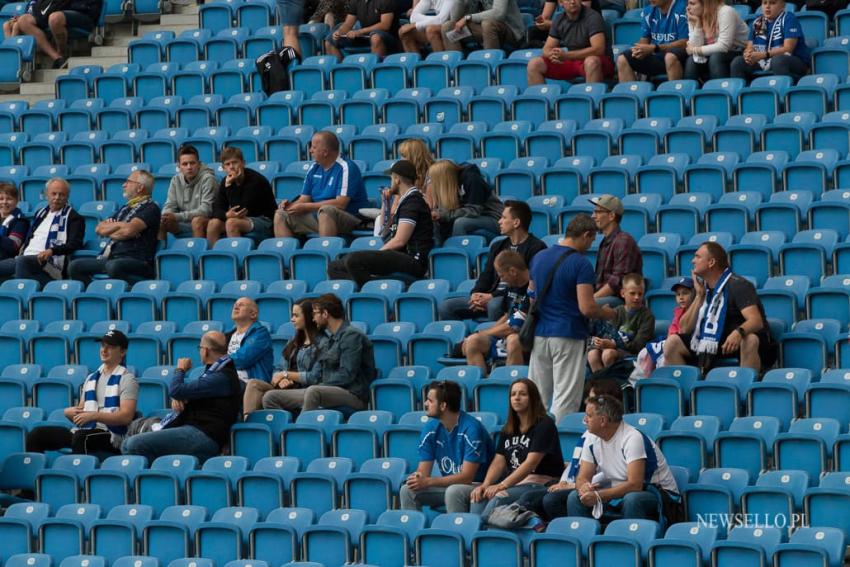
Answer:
[{"left": 544, "top": 55, "right": 615, "bottom": 80}]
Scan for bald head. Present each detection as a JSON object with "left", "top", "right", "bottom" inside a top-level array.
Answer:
[
  {"left": 231, "top": 296, "right": 259, "bottom": 327},
  {"left": 201, "top": 331, "right": 227, "bottom": 355}
]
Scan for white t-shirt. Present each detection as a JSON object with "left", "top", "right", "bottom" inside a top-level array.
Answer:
[
  {"left": 23, "top": 211, "right": 57, "bottom": 256},
  {"left": 581, "top": 422, "right": 678, "bottom": 493},
  {"left": 228, "top": 331, "right": 248, "bottom": 380}
]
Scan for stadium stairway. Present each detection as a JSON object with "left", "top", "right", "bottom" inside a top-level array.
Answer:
[{"left": 0, "top": 2, "right": 199, "bottom": 104}]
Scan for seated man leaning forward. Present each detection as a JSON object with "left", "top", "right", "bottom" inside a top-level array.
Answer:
[
  {"left": 527, "top": 0, "right": 614, "bottom": 85},
  {"left": 400, "top": 380, "right": 494, "bottom": 513},
  {"left": 663, "top": 241, "right": 778, "bottom": 373},
  {"left": 274, "top": 131, "right": 370, "bottom": 239},
  {"left": 122, "top": 331, "right": 242, "bottom": 463},
  {"left": 567, "top": 394, "right": 679, "bottom": 520}
]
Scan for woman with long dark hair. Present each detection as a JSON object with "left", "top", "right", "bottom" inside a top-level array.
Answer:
[
  {"left": 470, "top": 378, "right": 564, "bottom": 521},
  {"left": 242, "top": 299, "right": 323, "bottom": 415}
]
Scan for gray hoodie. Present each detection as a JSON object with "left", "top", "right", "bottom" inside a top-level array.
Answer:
[{"left": 162, "top": 165, "right": 218, "bottom": 222}]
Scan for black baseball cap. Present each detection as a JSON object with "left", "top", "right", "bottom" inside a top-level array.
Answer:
[
  {"left": 384, "top": 160, "right": 418, "bottom": 182},
  {"left": 96, "top": 329, "right": 129, "bottom": 349}
]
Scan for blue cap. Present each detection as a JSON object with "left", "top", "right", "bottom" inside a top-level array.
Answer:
[{"left": 671, "top": 277, "right": 694, "bottom": 291}]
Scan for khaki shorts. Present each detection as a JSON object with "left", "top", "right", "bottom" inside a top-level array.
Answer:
[{"left": 276, "top": 205, "right": 363, "bottom": 236}]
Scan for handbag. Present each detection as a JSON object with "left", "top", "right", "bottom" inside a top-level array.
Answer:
[
  {"left": 486, "top": 502, "right": 536, "bottom": 529},
  {"left": 518, "top": 247, "right": 576, "bottom": 351}
]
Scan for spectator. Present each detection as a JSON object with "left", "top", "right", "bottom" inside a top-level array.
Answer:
[
  {"left": 530, "top": 0, "right": 605, "bottom": 48},
  {"left": 0, "top": 183, "right": 29, "bottom": 261},
  {"left": 527, "top": 0, "right": 613, "bottom": 85},
  {"left": 123, "top": 331, "right": 241, "bottom": 463},
  {"left": 227, "top": 297, "right": 274, "bottom": 384},
  {"left": 471, "top": 378, "right": 564, "bottom": 522},
  {"left": 440, "top": 0, "right": 525, "bottom": 52},
  {"left": 26, "top": 330, "right": 137, "bottom": 456},
  {"left": 567, "top": 394, "right": 679, "bottom": 520},
  {"left": 278, "top": 0, "right": 305, "bottom": 57},
  {"left": 633, "top": 276, "right": 696, "bottom": 378},
  {"left": 439, "top": 200, "right": 546, "bottom": 322},
  {"left": 462, "top": 251, "right": 531, "bottom": 373},
  {"left": 517, "top": 379, "right": 623, "bottom": 523},
  {"left": 528, "top": 214, "right": 615, "bottom": 420},
  {"left": 260, "top": 294, "right": 376, "bottom": 411},
  {"left": 374, "top": 139, "right": 435, "bottom": 238},
  {"left": 324, "top": 0, "right": 400, "bottom": 60},
  {"left": 400, "top": 0, "right": 457, "bottom": 53},
  {"left": 160, "top": 145, "right": 218, "bottom": 240},
  {"left": 663, "top": 242, "right": 778, "bottom": 373},
  {"left": 400, "top": 380, "right": 494, "bottom": 512},
  {"left": 730, "top": 0, "right": 810, "bottom": 82},
  {"left": 200, "top": 147, "right": 277, "bottom": 246},
  {"left": 428, "top": 160, "right": 503, "bottom": 243},
  {"left": 683, "top": 0, "right": 749, "bottom": 82},
  {"left": 308, "top": 0, "right": 347, "bottom": 26},
  {"left": 12, "top": 0, "right": 102, "bottom": 69},
  {"left": 328, "top": 160, "right": 434, "bottom": 286},
  {"left": 68, "top": 170, "right": 160, "bottom": 286},
  {"left": 590, "top": 195, "right": 643, "bottom": 307},
  {"left": 275, "top": 132, "right": 370, "bottom": 239},
  {"left": 0, "top": 178, "right": 83, "bottom": 285},
  {"left": 243, "top": 299, "right": 325, "bottom": 415},
  {"left": 587, "top": 273, "right": 655, "bottom": 373},
  {"left": 616, "top": 0, "right": 688, "bottom": 82}
]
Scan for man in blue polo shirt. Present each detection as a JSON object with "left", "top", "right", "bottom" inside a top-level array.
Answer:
[
  {"left": 274, "top": 131, "right": 370, "bottom": 238},
  {"left": 400, "top": 380, "right": 494, "bottom": 513},
  {"left": 617, "top": 0, "right": 688, "bottom": 82}
]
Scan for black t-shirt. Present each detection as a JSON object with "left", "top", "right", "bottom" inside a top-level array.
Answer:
[
  {"left": 474, "top": 235, "right": 547, "bottom": 295},
  {"left": 110, "top": 200, "right": 161, "bottom": 263},
  {"left": 211, "top": 168, "right": 277, "bottom": 222},
  {"left": 388, "top": 187, "right": 434, "bottom": 267},
  {"left": 348, "top": 0, "right": 398, "bottom": 34},
  {"left": 718, "top": 274, "right": 772, "bottom": 342},
  {"left": 496, "top": 416, "right": 564, "bottom": 478},
  {"left": 549, "top": 5, "right": 607, "bottom": 50}
]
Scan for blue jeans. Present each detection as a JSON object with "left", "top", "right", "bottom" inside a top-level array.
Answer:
[
  {"left": 68, "top": 256, "right": 155, "bottom": 286},
  {"left": 518, "top": 486, "right": 573, "bottom": 521},
  {"left": 439, "top": 295, "right": 506, "bottom": 321},
  {"left": 452, "top": 216, "right": 500, "bottom": 240},
  {"left": 567, "top": 488, "right": 659, "bottom": 520},
  {"left": 471, "top": 483, "right": 547, "bottom": 522},
  {"left": 122, "top": 425, "right": 220, "bottom": 464}
]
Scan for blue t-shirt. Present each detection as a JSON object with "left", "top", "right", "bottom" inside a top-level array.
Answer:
[
  {"left": 301, "top": 157, "right": 370, "bottom": 215},
  {"left": 529, "top": 244, "right": 596, "bottom": 339},
  {"left": 640, "top": 0, "right": 688, "bottom": 45},
  {"left": 417, "top": 411, "right": 494, "bottom": 481},
  {"left": 749, "top": 11, "right": 810, "bottom": 63}
]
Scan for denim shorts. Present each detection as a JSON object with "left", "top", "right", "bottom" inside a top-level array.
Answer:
[
  {"left": 246, "top": 216, "right": 273, "bottom": 239},
  {"left": 277, "top": 0, "right": 304, "bottom": 26}
]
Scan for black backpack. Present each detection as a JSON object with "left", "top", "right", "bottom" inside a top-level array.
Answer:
[{"left": 255, "top": 46, "right": 299, "bottom": 96}]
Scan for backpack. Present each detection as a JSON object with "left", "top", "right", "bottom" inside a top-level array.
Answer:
[{"left": 255, "top": 46, "right": 299, "bottom": 96}]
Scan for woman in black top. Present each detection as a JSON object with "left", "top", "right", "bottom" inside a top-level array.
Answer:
[
  {"left": 243, "top": 299, "right": 323, "bottom": 415},
  {"left": 470, "top": 378, "right": 564, "bottom": 522}
]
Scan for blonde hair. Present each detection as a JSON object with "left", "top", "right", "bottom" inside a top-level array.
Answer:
[
  {"left": 427, "top": 160, "right": 461, "bottom": 211},
  {"left": 398, "top": 139, "right": 434, "bottom": 190},
  {"left": 700, "top": 0, "right": 723, "bottom": 37}
]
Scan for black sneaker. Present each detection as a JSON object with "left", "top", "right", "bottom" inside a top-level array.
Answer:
[{"left": 51, "top": 57, "right": 68, "bottom": 69}]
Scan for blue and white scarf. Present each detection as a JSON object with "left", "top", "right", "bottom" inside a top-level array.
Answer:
[
  {"left": 159, "top": 356, "right": 232, "bottom": 430},
  {"left": 690, "top": 268, "right": 733, "bottom": 356},
  {"left": 99, "top": 196, "right": 151, "bottom": 260},
  {"left": 79, "top": 365, "right": 128, "bottom": 439},
  {"left": 755, "top": 11, "right": 788, "bottom": 70},
  {"left": 31, "top": 205, "right": 71, "bottom": 279}
]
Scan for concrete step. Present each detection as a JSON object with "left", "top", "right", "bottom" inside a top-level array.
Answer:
[
  {"left": 160, "top": 13, "right": 198, "bottom": 25},
  {"left": 33, "top": 69, "right": 67, "bottom": 83},
  {"left": 91, "top": 45, "right": 128, "bottom": 58},
  {"left": 109, "top": 35, "right": 135, "bottom": 47},
  {"left": 19, "top": 82, "right": 55, "bottom": 96},
  {"left": 67, "top": 55, "right": 127, "bottom": 67},
  {"left": 138, "top": 22, "right": 196, "bottom": 34}
]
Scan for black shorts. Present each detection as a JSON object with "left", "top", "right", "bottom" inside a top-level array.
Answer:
[
  {"left": 34, "top": 9, "right": 94, "bottom": 33},
  {"left": 622, "top": 48, "right": 687, "bottom": 76},
  {"left": 676, "top": 331, "right": 778, "bottom": 371}
]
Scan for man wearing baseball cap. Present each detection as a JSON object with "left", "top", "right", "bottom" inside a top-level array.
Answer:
[
  {"left": 589, "top": 194, "right": 642, "bottom": 307},
  {"left": 328, "top": 160, "right": 434, "bottom": 286},
  {"left": 26, "top": 330, "right": 138, "bottom": 456}
]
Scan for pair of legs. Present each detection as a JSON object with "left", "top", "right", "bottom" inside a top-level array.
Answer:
[
  {"left": 587, "top": 347, "right": 623, "bottom": 373},
  {"left": 27, "top": 427, "right": 119, "bottom": 456},
  {"left": 399, "top": 23, "right": 444, "bottom": 53},
  {"left": 663, "top": 331, "right": 769, "bottom": 372},
  {"left": 617, "top": 49, "right": 687, "bottom": 82},
  {"left": 122, "top": 425, "right": 220, "bottom": 464},
  {"left": 518, "top": 486, "right": 573, "bottom": 521},
  {"left": 684, "top": 51, "right": 741, "bottom": 83},
  {"left": 324, "top": 29, "right": 400, "bottom": 60},
  {"left": 730, "top": 54, "right": 809, "bottom": 83},
  {"left": 244, "top": 378, "right": 284, "bottom": 415},
  {"left": 327, "top": 249, "right": 427, "bottom": 287},
  {"left": 399, "top": 482, "right": 474, "bottom": 513},
  {"left": 529, "top": 336, "right": 587, "bottom": 421},
  {"left": 440, "top": 18, "right": 516, "bottom": 51},
  {"left": 277, "top": 0, "right": 304, "bottom": 57},
  {"left": 260, "top": 384, "right": 366, "bottom": 412},
  {"left": 470, "top": 483, "right": 547, "bottom": 522},
  {"left": 567, "top": 489, "right": 660, "bottom": 520},
  {"left": 438, "top": 294, "right": 506, "bottom": 321},
  {"left": 159, "top": 216, "right": 202, "bottom": 240},
  {"left": 275, "top": 205, "right": 361, "bottom": 238},
  {"left": 195, "top": 215, "right": 271, "bottom": 246},
  {"left": 68, "top": 256, "right": 155, "bottom": 286},
  {"left": 527, "top": 54, "right": 615, "bottom": 86},
  {"left": 14, "top": 11, "right": 84, "bottom": 66},
  {"left": 463, "top": 332, "right": 524, "bottom": 373}
]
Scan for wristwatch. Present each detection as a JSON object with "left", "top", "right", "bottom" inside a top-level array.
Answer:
[
  {"left": 736, "top": 326, "right": 746, "bottom": 337},
  {"left": 465, "top": 14, "right": 472, "bottom": 21}
]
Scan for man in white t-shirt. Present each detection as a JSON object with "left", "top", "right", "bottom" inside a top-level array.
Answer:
[{"left": 567, "top": 394, "right": 678, "bottom": 520}]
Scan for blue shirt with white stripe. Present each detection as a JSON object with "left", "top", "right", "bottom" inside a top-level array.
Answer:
[{"left": 301, "top": 157, "right": 370, "bottom": 215}]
